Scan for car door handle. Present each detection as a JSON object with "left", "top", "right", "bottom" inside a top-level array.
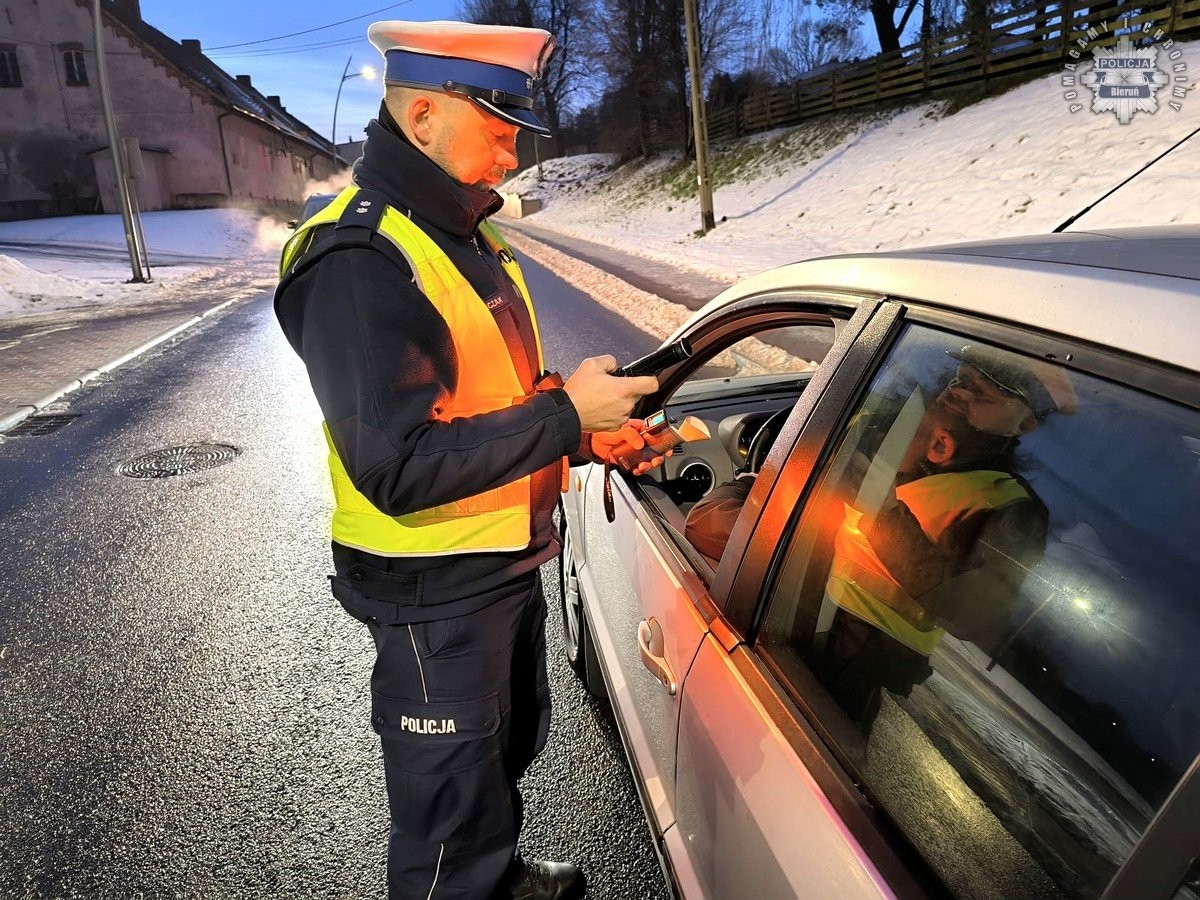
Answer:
[{"left": 638, "top": 617, "right": 677, "bottom": 696}]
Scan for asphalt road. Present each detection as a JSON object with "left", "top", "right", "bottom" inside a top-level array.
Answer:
[{"left": 0, "top": 254, "right": 668, "bottom": 899}]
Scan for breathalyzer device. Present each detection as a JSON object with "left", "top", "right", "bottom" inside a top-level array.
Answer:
[
  {"left": 610, "top": 410, "right": 711, "bottom": 471},
  {"left": 612, "top": 338, "right": 693, "bottom": 378}
]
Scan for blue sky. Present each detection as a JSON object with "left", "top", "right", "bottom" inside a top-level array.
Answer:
[{"left": 140, "top": 1, "right": 465, "bottom": 144}]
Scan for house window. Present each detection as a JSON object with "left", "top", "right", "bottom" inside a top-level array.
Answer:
[
  {"left": 63, "top": 47, "right": 87, "bottom": 87},
  {"left": 0, "top": 46, "right": 21, "bottom": 88}
]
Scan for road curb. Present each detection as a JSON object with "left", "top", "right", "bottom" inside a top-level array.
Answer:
[{"left": 0, "top": 296, "right": 240, "bottom": 436}]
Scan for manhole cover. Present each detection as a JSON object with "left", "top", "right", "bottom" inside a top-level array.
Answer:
[
  {"left": 7, "top": 414, "right": 80, "bottom": 436},
  {"left": 118, "top": 443, "right": 239, "bottom": 479}
]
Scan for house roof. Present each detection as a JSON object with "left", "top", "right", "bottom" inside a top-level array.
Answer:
[{"left": 89, "top": 0, "right": 337, "bottom": 157}]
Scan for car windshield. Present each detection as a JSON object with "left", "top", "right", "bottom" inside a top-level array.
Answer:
[{"left": 301, "top": 194, "right": 336, "bottom": 221}]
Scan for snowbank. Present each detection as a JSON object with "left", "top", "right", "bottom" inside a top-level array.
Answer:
[{"left": 0, "top": 208, "right": 284, "bottom": 318}]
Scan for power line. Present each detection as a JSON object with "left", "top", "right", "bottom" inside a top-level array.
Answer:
[
  {"left": 208, "top": 36, "right": 366, "bottom": 60},
  {"left": 203, "top": 1, "right": 416, "bottom": 51}
]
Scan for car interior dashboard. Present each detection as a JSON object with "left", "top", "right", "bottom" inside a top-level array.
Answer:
[{"left": 643, "top": 371, "right": 815, "bottom": 514}]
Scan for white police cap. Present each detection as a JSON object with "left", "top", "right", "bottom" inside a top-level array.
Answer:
[{"left": 368, "top": 20, "right": 555, "bottom": 138}]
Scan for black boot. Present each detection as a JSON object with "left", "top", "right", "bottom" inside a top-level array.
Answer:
[{"left": 506, "top": 857, "right": 586, "bottom": 900}]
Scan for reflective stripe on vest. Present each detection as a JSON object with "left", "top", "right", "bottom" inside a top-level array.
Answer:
[
  {"left": 282, "top": 185, "right": 554, "bottom": 557},
  {"left": 827, "top": 470, "right": 1030, "bottom": 655}
]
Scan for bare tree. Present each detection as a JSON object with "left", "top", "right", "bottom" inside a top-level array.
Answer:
[
  {"left": 593, "top": 0, "right": 754, "bottom": 156},
  {"left": 458, "top": 0, "right": 600, "bottom": 140},
  {"left": 697, "top": 0, "right": 756, "bottom": 73},
  {"left": 808, "top": 0, "right": 918, "bottom": 54},
  {"left": 593, "top": 0, "right": 682, "bottom": 155},
  {"left": 762, "top": 0, "right": 866, "bottom": 80}
]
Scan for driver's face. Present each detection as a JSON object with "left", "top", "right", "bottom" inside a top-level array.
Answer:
[{"left": 940, "top": 364, "right": 1036, "bottom": 437}]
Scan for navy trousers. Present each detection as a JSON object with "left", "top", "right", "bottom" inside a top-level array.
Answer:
[{"left": 366, "top": 574, "right": 552, "bottom": 899}]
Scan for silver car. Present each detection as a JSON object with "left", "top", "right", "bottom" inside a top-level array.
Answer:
[{"left": 558, "top": 227, "right": 1200, "bottom": 899}]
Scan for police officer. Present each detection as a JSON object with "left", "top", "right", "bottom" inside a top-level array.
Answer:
[{"left": 274, "top": 20, "right": 661, "bottom": 899}]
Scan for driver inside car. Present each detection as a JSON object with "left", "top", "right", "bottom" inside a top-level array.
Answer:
[{"left": 684, "top": 346, "right": 1076, "bottom": 730}]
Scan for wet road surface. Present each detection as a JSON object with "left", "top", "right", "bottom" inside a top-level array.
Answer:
[{"left": 0, "top": 253, "right": 669, "bottom": 899}]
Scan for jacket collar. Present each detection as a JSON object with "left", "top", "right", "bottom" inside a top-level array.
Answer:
[{"left": 354, "top": 107, "right": 502, "bottom": 238}]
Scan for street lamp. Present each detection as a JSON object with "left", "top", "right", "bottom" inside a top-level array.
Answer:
[{"left": 331, "top": 56, "right": 376, "bottom": 169}]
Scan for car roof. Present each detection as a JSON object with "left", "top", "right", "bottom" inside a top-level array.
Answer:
[{"left": 690, "top": 226, "right": 1200, "bottom": 374}]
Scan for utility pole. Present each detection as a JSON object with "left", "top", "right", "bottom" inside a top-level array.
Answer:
[
  {"left": 123, "top": 138, "right": 152, "bottom": 279},
  {"left": 683, "top": 0, "right": 715, "bottom": 234},
  {"left": 91, "top": 0, "right": 148, "bottom": 282}
]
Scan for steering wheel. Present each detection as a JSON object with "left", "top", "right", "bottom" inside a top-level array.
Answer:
[{"left": 745, "top": 407, "right": 792, "bottom": 474}]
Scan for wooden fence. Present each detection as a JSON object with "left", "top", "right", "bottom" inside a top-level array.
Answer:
[{"left": 707, "top": 0, "right": 1200, "bottom": 142}]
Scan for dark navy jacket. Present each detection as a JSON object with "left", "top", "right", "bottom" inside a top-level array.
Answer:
[{"left": 275, "top": 108, "right": 582, "bottom": 618}]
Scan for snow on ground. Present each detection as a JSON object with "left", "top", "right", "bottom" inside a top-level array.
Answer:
[
  {"left": 505, "top": 42, "right": 1200, "bottom": 282},
  {"left": 0, "top": 208, "right": 287, "bottom": 317},
  {"left": 2, "top": 48, "right": 1197, "bottom": 320},
  {"left": 504, "top": 229, "right": 691, "bottom": 339}
]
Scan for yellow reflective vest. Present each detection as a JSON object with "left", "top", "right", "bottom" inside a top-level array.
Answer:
[
  {"left": 279, "top": 185, "right": 558, "bottom": 557},
  {"left": 827, "top": 470, "right": 1031, "bottom": 655}
]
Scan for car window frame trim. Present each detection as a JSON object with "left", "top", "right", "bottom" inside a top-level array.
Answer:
[
  {"left": 631, "top": 290, "right": 878, "bottom": 417},
  {"left": 624, "top": 291, "right": 883, "bottom": 630},
  {"left": 719, "top": 299, "right": 905, "bottom": 633},
  {"left": 1102, "top": 753, "right": 1200, "bottom": 899}
]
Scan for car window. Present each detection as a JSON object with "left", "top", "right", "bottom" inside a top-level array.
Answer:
[
  {"left": 302, "top": 194, "right": 336, "bottom": 221},
  {"left": 643, "top": 320, "right": 836, "bottom": 570},
  {"left": 680, "top": 322, "right": 833, "bottom": 388},
  {"left": 757, "top": 324, "right": 1200, "bottom": 898}
]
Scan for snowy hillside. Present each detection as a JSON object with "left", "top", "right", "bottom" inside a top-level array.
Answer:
[{"left": 504, "top": 44, "right": 1200, "bottom": 282}]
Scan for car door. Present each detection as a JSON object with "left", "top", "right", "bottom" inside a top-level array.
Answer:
[
  {"left": 577, "top": 459, "right": 711, "bottom": 837},
  {"left": 677, "top": 304, "right": 1200, "bottom": 898},
  {"left": 662, "top": 298, "right": 912, "bottom": 899},
  {"left": 573, "top": 292, "right": 872, "bottom": 864}
]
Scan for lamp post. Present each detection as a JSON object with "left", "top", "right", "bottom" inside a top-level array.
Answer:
[{"left": 331, "top": 56, "right": 376, "bottom": 169}]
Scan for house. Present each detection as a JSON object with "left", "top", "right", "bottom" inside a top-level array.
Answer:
[
  {"left": 336, "top": 139, "right": 366, "bottom": 165},
  {"left": 0, "top": 0, "right": 343, "bottom": 221}
]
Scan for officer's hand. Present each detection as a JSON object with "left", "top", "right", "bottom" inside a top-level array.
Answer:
[
  {"left": 564, "top": 356, "right": 658, "bottom": 433},
  {"left": 589, "top": 419, "right": 673, "bottom": 475}
]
